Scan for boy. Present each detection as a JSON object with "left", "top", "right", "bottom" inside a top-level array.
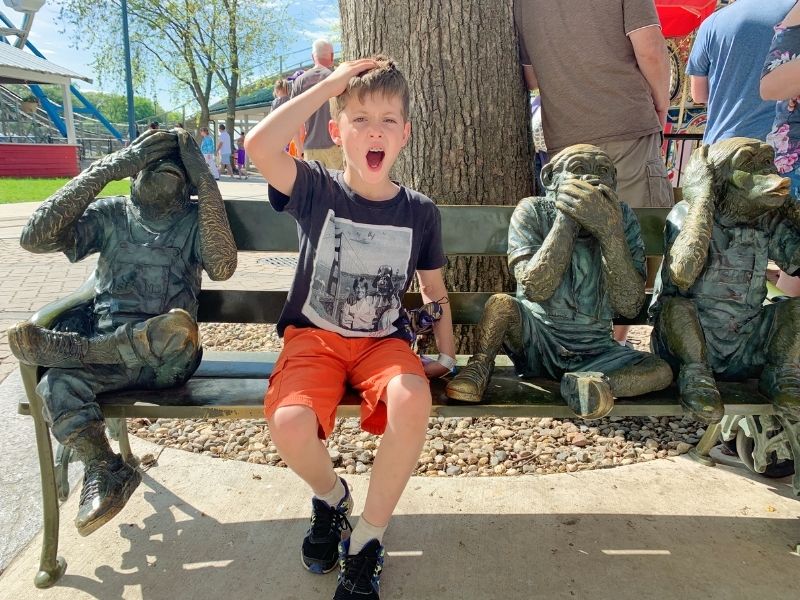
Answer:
[{"left": 245, "top": 57, "right": 455, "bottom": 600}]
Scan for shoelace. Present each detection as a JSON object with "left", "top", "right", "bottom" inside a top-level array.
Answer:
[
  {"left": 310, "top": 499, "right": 352, "bottom": 540},
  {"left": 79, "top": 462, "right": 109, "bottom": 504},
  {"left": 340, "top": 547, "right": 383, "bottom": 593}
]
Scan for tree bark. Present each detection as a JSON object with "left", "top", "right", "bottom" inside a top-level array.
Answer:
[{"left": 339, "top": 0, "right": 534, "bottom": 350}]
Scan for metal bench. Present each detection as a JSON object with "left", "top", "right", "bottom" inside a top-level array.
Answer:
[{"left": 16, "top": 200, "right": 797, "bottom": 588}]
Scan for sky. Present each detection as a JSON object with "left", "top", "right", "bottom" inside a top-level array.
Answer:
[{"left": 7, "top": 0, "right": 340, "bottom": 111}]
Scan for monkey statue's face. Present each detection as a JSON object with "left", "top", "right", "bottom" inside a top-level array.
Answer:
[
  {"left": 130, "top": 156, "right": 190, "bottom": 225},
  {"left": 543, "top": 144, "right": 617, "bottom": 198},
  {"left": 719, "top": 143, "right": 791, "bottom": 223}
]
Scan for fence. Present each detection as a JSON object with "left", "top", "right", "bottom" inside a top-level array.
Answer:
[{"left": 663, "top": 131, "right": 703, "bottom": 189}]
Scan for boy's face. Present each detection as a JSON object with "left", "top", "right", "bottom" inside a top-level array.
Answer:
[{"left": 330, "top": 92, "right": 410, "bottom": 187}]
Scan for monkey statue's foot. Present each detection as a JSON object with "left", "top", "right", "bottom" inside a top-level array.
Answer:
[
  {"left": 760, "top": 364, "right": 800, "bottom": 419},
  {"left": 8, "top": 322, "right": 88, "bottom": 368},
  {"left": 560, "top": 371, "right": 613, "bottom": 420},
  {"left": 677, "top": 363, "right": 724, "bottom": 423},
  {"left": 446, "top": 354, "right": 493, "bottom": 403}
]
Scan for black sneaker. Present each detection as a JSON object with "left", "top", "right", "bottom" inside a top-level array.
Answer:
[
  {"left": 301, "top": 479, "right": 353, "bottom": 574},
  {"left": 333, "top": 538, "right": 385, "bottom": 600}
]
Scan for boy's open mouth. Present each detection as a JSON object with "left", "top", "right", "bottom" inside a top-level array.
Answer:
[{"left": 366, "top": 149, "right": 385, "bottom": 170}]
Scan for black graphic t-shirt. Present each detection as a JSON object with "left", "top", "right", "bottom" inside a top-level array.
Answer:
[{"left": 268, "top": 159, "right": 446, "bottom": 338}]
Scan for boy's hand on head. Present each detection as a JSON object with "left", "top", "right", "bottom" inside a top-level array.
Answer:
[{"left": 325, "top": 58, "right": 379, "bottom": 97}]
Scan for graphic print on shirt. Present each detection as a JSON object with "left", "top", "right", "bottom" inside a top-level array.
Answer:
[{"left": 303, "top": 210, "right": 412, "bottom": 337}]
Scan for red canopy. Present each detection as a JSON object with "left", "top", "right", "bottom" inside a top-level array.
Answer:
[{"left": 656, "top": 0, "right": 717, "bottom": 38}]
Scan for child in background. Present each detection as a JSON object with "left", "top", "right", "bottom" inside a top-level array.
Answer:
[
  {"left": 199, "top": 127, "right": 219, "bottom": 180},
  {"left": 236, "top": 131, "right": 248, "bottom": 179}
]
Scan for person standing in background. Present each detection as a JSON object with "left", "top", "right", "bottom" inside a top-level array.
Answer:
[
  {"left": 687, "top": 0, "right": 795, "bottom": 144},
  {"left": 217, "top": 123, "right": 232, "bottom": 176},
  {"left": 762, "top": 1, "right": 800, "bottom": 296},
  {"left": 289, "top": 39, "right": 343, "bottom": 169},
  {"left": 236, "top": 130, "right": 248, "bottom": 180},
  {"left": 199, "top": 127, "right": 220, "bottom": 180}
]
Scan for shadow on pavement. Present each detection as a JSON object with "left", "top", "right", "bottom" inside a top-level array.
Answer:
[{"left": 47, "top": 474, "right": 800, "bottom": 600}]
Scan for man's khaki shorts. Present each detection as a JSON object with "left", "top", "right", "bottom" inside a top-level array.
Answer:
[
  {"left": 596, "top": 132, "right": 674, "bottom": 208},
  {"left": 305, "top": 145, "right": 344, "bottom": 171}
]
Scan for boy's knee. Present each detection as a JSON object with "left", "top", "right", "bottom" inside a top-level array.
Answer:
[
  {"left": 268, "top": 405, "right": 319, "bottom": 442},
  {"left": 385, "top": 374, "right": 432, "bottom": 423},
  {"left": 129, "top": 309, "right": 200, "bottom": 365}
]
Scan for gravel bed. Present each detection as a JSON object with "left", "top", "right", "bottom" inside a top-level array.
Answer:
[{"left": 129, "top": 324, "right": 704, "bottom": 477}]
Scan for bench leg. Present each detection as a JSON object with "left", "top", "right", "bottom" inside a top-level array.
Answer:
[
  {"left": 115, "top": 419, "right": 134, "bottom": 465},
  {"left": 20, "top": 365, "right": 67, "bottom": 588},
  {"left": 54, "top": 443, "right": 73, "bottom": 502},
  {"left": 688, "top": 421, "right": 722, "bottom": 467}
]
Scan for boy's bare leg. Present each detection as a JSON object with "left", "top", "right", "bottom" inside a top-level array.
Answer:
[
  {"left": 267, "top": 405, "right": 337, "bottom": 495},
  {"left": 361, "top": 374, "right": 431, "bottom": 527}
]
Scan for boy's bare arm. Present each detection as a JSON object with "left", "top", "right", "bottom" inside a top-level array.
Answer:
[
  {"left": 417, "top": 268, "right": 455, "bottom": 378},
  {"left": 245, "top": 58, "right": 379, "bottom": 197}
]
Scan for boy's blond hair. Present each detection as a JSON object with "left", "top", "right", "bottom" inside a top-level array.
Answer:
[{"left": 331, "top": 55, "right": 410, "bottom": 121}]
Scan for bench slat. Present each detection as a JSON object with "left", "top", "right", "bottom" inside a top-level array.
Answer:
[
  {"left": 17, "top": 364, "right": 772, "bottom": 420},
  {"left": 225, "top": 201, "right": 670, "bottom": 256},
  {"left": 197, "top": 290, "right": 654, "bottom": 326}
]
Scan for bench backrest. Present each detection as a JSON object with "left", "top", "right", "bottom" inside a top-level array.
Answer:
[{"left": 199, "top": 201, "right": 672, "bottom": 326}]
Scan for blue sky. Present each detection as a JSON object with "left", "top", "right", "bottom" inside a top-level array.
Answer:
[{"left": 10, "top": 0, "right": 339, "bottom": 110}]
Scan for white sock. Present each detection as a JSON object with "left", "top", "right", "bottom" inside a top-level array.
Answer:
[
  {"left": 348, "top": 517, "right": 387, "bottom": 555},
  {"left": 315, "top": 476, "right": 346, "bottom": 507},
  {"left": 617, "top": 339, "right": 627, "bottom": 347}
]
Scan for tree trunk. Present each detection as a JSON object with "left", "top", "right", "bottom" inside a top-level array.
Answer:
[{"left": 339, "top": 0, "right": 534, "bottom": 350}]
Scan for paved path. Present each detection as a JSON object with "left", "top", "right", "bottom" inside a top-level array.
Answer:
[{"left": 1, "top": 435, "right": 799, "bottom": 599}]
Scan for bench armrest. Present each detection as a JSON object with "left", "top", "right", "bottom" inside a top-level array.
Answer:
[{"left": 29, "top": 275, "right": 96, "bottom": 329}]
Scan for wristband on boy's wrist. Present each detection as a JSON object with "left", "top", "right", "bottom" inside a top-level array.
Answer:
[{"left": 436, "top": 353, "right": 457, "bottom": 372}]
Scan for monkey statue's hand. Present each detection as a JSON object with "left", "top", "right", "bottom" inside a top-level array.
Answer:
[
  {"left": 681, "top": 144, "right": 714, "bottom": 206},
  {"left": 669, "top": 144, "right": 715, "bottom": 291},
  {"left": 555, "top": 180, "right": 623, "bottom": 243},
  {"left": 112, "top": 130, "right": 179, "bottom": 179},
  {"left": 176, "top": 128, "right": 213, "bottom": 190}
]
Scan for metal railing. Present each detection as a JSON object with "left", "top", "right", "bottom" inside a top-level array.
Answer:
[
  {"left": 0, "top": 134, "right": 124, "bottom": 159},
  {"left": 663, "top": 132, "right": 703, "bottom": 189}
]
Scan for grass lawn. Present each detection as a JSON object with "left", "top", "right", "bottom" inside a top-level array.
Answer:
[{"left": 0, "top": 178, "right": 131, "bottom": 203}]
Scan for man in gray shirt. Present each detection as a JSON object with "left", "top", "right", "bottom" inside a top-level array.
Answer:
[
  {"left": 514, "top": 0, "right": 672, "bottom": 210},
  {"left": 291, "top": 39, "right": 343, "bottom": 170}
]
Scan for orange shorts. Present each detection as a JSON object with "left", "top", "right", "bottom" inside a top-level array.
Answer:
[{"left": 264, "top": 326, "right": 428, "bottom": 438}]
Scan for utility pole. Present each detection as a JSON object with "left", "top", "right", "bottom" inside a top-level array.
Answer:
[{"left": 121, "top": 0, "right": 137, "bottom": 142}]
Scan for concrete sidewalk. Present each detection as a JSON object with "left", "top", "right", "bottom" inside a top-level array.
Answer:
[{"left": 1, "top": 433, "right": 798, "bottom": 600}]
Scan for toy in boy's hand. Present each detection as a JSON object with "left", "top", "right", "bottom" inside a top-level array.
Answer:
[{"left": 396, "top": 299, "right": 445, "bottom": 347}]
